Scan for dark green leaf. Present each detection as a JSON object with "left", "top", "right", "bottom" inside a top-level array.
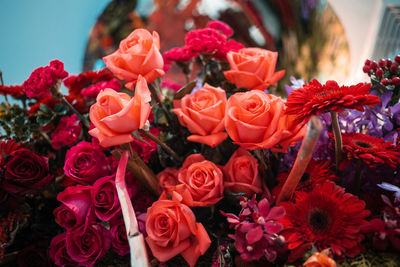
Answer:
[{"left": 173, "top": 80, "right": 197, "bottom": 100}]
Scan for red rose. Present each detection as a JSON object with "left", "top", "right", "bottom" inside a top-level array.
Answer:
[
  {"left": 54, "top": 184, "right": 94, "bottom": 229},
  {"left": 1, "top": 149, "right": 53, "bottom": 195},
  {"left": 157, "top": 167, "right": 179, "bottom": 192},
  {"left": 64, "top": 141, "right": 110, "bottom": 185},
  {"left": 223, "top": 148, "right": 263, "bottom": 196},
  {"left": 178, "top": 154, "right": 224, "bottom": 207},
  {"left": 66, "top": 223, "right": 111, "bottom": 267},
  {"left": 91, "top": 175, "right": 122, "bottom": 221},
  {"left": 146, "top": 199, "right": 211, "bottom": 267},
  {"left": 50, "top": 233, "right": 77, "bottom": 266}
]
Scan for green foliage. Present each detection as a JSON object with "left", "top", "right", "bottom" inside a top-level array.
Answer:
[
  {"left": 340, "top": 251, "right": 400, "bottom": 267},
  {"left": 0, "top": 103, "right": 36, "bottom": 141}
]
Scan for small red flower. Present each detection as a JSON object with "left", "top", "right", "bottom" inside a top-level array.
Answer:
[
  {"left": 285, "top": 80, "right": 381, "bottom": 123},
  {"left": 279, "top": 181, "right": 370, "bottom": 262},
  {"left": 185, "top": 28, "right": 226, "bottom": 54},
  {"left": 272, "top": 160, "right": 338, "bottom": 200},
  {"left": 0, "top": 85, "right": 25, "bottom": 98},
  {"left": 163, "top": 46, "right": 198, "bottom": 63},
  {"left": 340, "top": 132, "right": 400, "bottom": 168},
  {"left": 63, "top": 69, "right": 114, "bottom": 97}
]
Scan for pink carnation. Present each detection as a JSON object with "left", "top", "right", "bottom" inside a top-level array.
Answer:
[
  {"left": 161, "top": 79, "right": 182, "bottom": 92},
  {"left": 23, "top": 59, "right": 68, "bottom": 99},
  {"left": 81, "top": 78, "right": 121, "bottom": 99},
  {"left": 163, "top": 46, "right": 198, "bottom": 63},
  {"left": 185, "top": 28, "right": 226, "bottom": 54},
  {"left": 206, "top": 20, "right": 234, "bottom": 37},
  {"left": 214, "top": 39, "right": 244, "bottom": 60},
  {"left": 51, "top": 114, "right": 82, "bottom": 149}
]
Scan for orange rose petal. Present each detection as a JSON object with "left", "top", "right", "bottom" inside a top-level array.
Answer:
[
  {"left": 187, "top": 132, "right": 228, "bottom": 147},
  {"left": 89, "top": 128, "right": 133, "bottom": 147},
  {"left": 268, "top": 70, "right": 286, "bottom": 85},
  {"left": 89, "top": 105, "right": 118, "bottom": 137},
  {"left": 146, "top": 237, "right": 191, "bottom": 262},
  {"left": 224, "top": 70, "right": 265, "bottom": 90},
  {"left": 181, "top": 154, "right": 206, "bottom": 169},
  {"left": 181, "top": 223, "right": 211, "bottom": 267},
  {"left": 172, "top": 108, "right": 208, "bottom": 136}
]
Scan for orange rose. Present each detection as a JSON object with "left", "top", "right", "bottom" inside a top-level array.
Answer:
[
  {"left": 224, "top": 48, "right": 285, "bottom": 91},
  {"left": 145, "top": 199, "right": 211, "bottom": 267},
  {"left": 223, "top": 148, "right": 263, "bottom": 196},
  {"left": 157, "top": 167, "right": 179, "bottom": 192},
  {"left": 178, "top": 154, "right": 224, "bottom": 206},
  {"left": 272, "top": 107, "right": 307, "bottom": 152},
  {"left": 225, "top": 90, "right": 285, "bottom": 150},
  {"left": 173, "top": 84, "right": 227, "bottom": 147},
  {"left": 89, "top": 75, "right": 151, "bottom": 147},
  {"left": 103, "top": 29, "right": 164, "bottom": 88},
  {"left": 303, "top": 251, "right": 337, "bottom": 267}
]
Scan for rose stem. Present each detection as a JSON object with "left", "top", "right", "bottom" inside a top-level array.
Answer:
[
  {"left": 139, "top": 129, "right": 183, "bottom": 163},
  {"left": 277, "top": 116, "right": 322, "bottom": 204},
  {"left": 51, "top": 81, "right": 91, "bottom": 130},
  {"left": 254, "top": 150, "right": 275, "bottom": 189},
  {"left": 115, "top": 150, "right": 150, "bottom": 267},
  {"left": 353, "top": 159, "right": 363, "bottom": 195},
  {"left": 0, "top": 71, "right": 10, "bottom": 108},
  {"left": 147, "top": 78, "right": 173, "bottom": 125},
  {"left": 39, "top": 130, "right": 52, "bottom": 145},
  {"left": 114, "top": 144, "right": 159, "bottom": 195},
  {"left": 330, "top": 111, "right": 342, "bottom": 176}
]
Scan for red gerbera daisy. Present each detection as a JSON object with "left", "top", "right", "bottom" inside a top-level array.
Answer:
[
  {"left": 285, "top": 80, "right": 380, "bottom": 123},
  {"left": 272, "top": 160, "right": 338, "bottom": 200},
  {"left": 340, "top": 132, "right": 400, "bottom": 168},
  {"left": 279, "top": 181, "right": 370, "bottom": 262}
]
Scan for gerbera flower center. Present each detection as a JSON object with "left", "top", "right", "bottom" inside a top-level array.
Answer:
[
  {"left": 308, "top": 208, "right": 329, "bottom": 232},
  {"left": 354, "top": 141, "right": 372, "bottom": 148}
]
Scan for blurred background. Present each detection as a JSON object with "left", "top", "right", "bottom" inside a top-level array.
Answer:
[{"left": 0, "top": 0, "right": 399, "bottom": 87}]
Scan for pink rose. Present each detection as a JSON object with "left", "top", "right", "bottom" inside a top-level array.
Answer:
[
  {"left": 157, "top": 167, "right": 180, "bottom": 191},
  {"left": 109, "top": 218, "right": 130, "bottom": 256},
  {"left": 178, "top": 154, "right": 224, "bottom": 207},
  {"left": 66, "top": 223, "right": 111, "bottom": 267},
  {"left": 54, "top": 184, "right": 94, "bottom": 229},
  {"left": 103, "top": 29, "right": 164, "bottom": 88},
  {"left": 91, "top": 175, "right": 122, "bottom": 221},
  {"left": 64, "top": 141, "right": 110, "bottom": 185},
  {"left": 223, "top": 148, "right": 263, "bottom": 196},
  {"left": 173, "top": 83, "right": 228, "bottom": 147},
  {"left": 50, "top": 233, "right": 77, "bottom": 266},
  {"left": 51, "top": 114, "right": 82, "bottom": 149},
  {"left": 89, "top": 75, "right": 152, "bottom": 147}
]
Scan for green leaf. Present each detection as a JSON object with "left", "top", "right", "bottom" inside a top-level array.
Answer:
[
  {"left": 173, "top": 80, "right": 197, "bottom": 100},
  {"left": 39, "top": 104, "right": 49, "bottom": 113}
]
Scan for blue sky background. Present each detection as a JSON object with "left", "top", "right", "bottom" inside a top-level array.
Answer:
[{"left": 0, "top": 0, "right": 110, "bottom": 85}]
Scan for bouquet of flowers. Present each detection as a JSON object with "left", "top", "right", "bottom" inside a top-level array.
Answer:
[{"left": 0, "top": 20, "right": 399, "bottom": 267}]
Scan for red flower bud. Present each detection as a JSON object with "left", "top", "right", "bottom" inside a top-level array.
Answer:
[
  {"left": 390, "top": 62, "right": 399, "bottom": 73},
  {"left": 376, "top": 68, "right": 384, "bottom": 77},
  {"left": 370, "top": 61, "right": 378, "bottom": 69},
  {"left": 395, "top": 55, "right": 400, "bottom": 64},
  {"left": 362, "top": 65, "right": 370, "bottom": 73},
  {"left": 381, "top": 78, "right": 391, "bottom": 85},
  {"left": 378, "top": 59, "right": 386, "bottom": 67},
  {"left": 392, "top": 77, "right": 400, "bottom": 86}
]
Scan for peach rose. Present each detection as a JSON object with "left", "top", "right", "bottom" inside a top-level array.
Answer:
[
  {"left": 103, "top": 29, "right": 164, "bottom": 88},
  {"left": 304, "top": 251, "right": 337, "bottom": 267},
  {"left": 89, "top": 75, "right": 151, "bottom": 147},
  {"left": 272, "top": 110, "right": 307, "bottom": 152},
  {"left": 178, "top": 154, "right": 224, "bottom": 206},
  {"left": 157, "top": 167, "right": 179, "bottom": 192},
  {"left": 173, "top": 84, "right": 227, "bottom": 147},
  {"left": 224, "top": 48, "right": 285, "bottom": 91},
  {"left": 223, "top": 148, "right": 263, "bottom": 196},
  {"left": 225, "top": 90, "right": 285, "bottom": 150},
  {"left": 145, "top": 199, "right": 211, "bottom": 267}
]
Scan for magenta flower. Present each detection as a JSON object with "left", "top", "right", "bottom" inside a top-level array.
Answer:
[
  {"left": 81, "top": 78, "right": 121, "bottom": 99},
  {"left": 222, "top": 196, "right": 285, "bottom": 262},
  {"left": 51, "top": 114, "right": 82, "bottom": 149},
  {"left": 185, "top": 28, "right": 226, "bottom": 54},
  {"left": 206, "top": 20, "right": 234, "bottom": 37}
]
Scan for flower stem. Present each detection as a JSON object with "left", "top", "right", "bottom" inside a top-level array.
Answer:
[
  {"left": 60, "top": 96, "right": 90, "bottom": 129},
  {"left": 139, "top": 129, "right": 182, "bottom": 163},
  {"left": 330, "top": 111, "right": 342, "bottom": 176},
  {"left": 148, "top": 78, "right": 173, "bottom": 125},
  {"left": 0, "top": 71, "right": 10, "bottom": 108},
  {"left": 254, "top": 150, "right": 275, "bottom": 189},
  {"left": 277, "top": 116, "right": 322, "bottom": 204}
]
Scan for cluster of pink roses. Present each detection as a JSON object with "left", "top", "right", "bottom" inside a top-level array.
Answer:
[{"left": 50, "top": 141, "right": 151, "bottom": 266}]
